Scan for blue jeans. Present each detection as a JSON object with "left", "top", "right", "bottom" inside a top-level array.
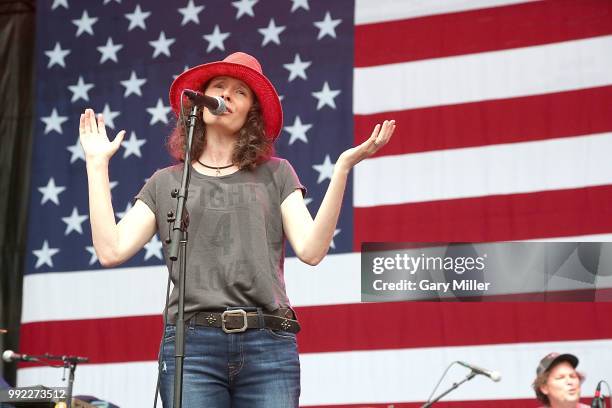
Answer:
[{"left": 159, "top": 322, "right": 300, "bottom": 408}]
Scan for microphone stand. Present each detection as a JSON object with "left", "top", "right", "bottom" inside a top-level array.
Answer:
[
  {"left": 167, "top": 102, "right": 198, "bottom": 408},
  {"left": 420, "top": 371, "right": 477, "bottom": 408},
  {"left": 43, "top": 354, "right": 88, "bottom": 408},
  {"left": 61, "top": 357, "right": 81, "bottom": 408},
  {"left": 6, "top": 353, "right": 88, "bottom": 407}
]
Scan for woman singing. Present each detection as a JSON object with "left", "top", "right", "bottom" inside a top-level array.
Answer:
[{"left": 79, "top": 52, "right": 395, "bottom": 408}]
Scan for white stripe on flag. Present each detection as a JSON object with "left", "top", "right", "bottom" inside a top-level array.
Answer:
[
  {"left": 20, "top": 254, "right": 359, "bottom": 323},
  {"left": 527, "top": 234, "right": 612, "bottom": 242},
  {"left": 299, "top": 339, "right": 611, "bottom": 405},
  {"left": 355, "top": 0, "right": 539, "bottom": 25},
  {"left": 22, "top": 246, "right": 612, "bottom": 323},
  {"left": 354, "top": 133, "right": 612, "bottom": 206},
  {"left": 21, "top": 266, "right": 167, "bottom": 324},
  {"left": 18, "top": 339, "right": 612, "bottom": 407},
  {"left": 17, "top": 361, "right": 160, "bottom": 408},
  {"left": 354, "top": 35, "right": 612, "bottom": 114}
]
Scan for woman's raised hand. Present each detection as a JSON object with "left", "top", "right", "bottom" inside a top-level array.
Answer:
[
  {"left": 79, "top": 108, "right": 126, "bottom": 164},
  {"left": 337, "top": 119, "right": 396, "bottom": 171}
]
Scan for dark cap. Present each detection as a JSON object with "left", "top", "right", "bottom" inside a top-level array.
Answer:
[{"left": 536, "top": 353, "right": 579, "bottom": 376}]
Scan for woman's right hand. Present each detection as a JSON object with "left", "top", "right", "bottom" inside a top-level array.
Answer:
[{"left": 79, "top": 108, "right": 126, "bottom": 165}]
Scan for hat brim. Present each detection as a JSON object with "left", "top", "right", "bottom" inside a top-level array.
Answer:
[
  {"left": 169, "top": 61, "right": 283, "bottom": 141},
  {"left": 541, "top": 353, "right": 579, "bottom": 375},
  {"left": 549, "top": 353, "right": 579, "bottom": 369}
]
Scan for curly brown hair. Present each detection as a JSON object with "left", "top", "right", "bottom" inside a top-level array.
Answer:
[
  {"left": 533, "top": 368, "right": 585, "bottom": 406},
  {"left": 166, "top": 93, "right": 274, "bottom": 170}
]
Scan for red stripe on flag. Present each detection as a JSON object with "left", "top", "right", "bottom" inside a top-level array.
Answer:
[
  {"left": 355, "top": 0, "right": 612, "bottom": 67},
  {"left": 19, "top": 315, "right": 163, "bottom": 367},
  {"left": 296, "top": 302, "right": 612, "bottom": 354},
  {"left": 354, "top": 86, "right": 612, "bottom": 156},
  {"left": 354, "top": 185, "right": 612, "bottom": 246},
  {"left": 18, "top": 303, "right": 612, "bottom": 365},
  {"left": 304, "top": 398, "right": 586, "bottom": 408}
]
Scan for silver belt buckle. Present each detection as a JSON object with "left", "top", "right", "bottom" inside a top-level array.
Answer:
[{"left": 221, "top": 309, "right": 248, "bottom": 333}]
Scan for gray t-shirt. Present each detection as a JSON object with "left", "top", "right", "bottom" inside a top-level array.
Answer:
[{"left": 135, "top": 157, "right": 306, "bottom": 323}]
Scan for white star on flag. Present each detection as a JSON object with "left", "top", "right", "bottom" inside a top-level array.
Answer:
[
  {"left": 61, "top": 207, "right": 89, "bottom": 235},
  {"left": 314, "top": 11, "right": 342, "bottom": 40},
  {"left": 85, "top": 246, "right": 99, "bottom": 265},
  {"left": 120, "top": 71, "right": 147, "bottom": 97},
  {"left": 203, "top": 25, "right": 230, "bottom": 53},
  {"left": 258, "top": 18, "right": 286, "bottom": 46},
  {"left": 304, "top": 197, "right": 313, "bottom": 206},
  {"left": 290, "top": 0, "right": 309, "bottom": 12},
  {"left": 147, "top": 98, "right": 172, "bottom": 125},
  {"left": 51, "top": 0, "right": 68, "bottom": 10},
  {"left": 144, "top": 235, "right": 163, "bottom": 261},
  {"left": 121, "top": 132, "right": 146, "bottom": 158},
  {"left": 178, "top": 0, "right": 205, "bottom": 26},
  {"left": 312, "top": 154, "right": 335, "bottom": 183},
  {"left": 68, "top": 76, "right": 94, "bottom": 102},
  {"left": 97, "top": 37, "right": 123, "bottom": 64},
  {"left": 32, "top": 240, "right": 60, "bottom": 269},
  {"left": 66, "top": 138, "right": 85, "bottom": 163},
  {"left": 72, "top": 10, "right": 98, "bottom": 37},
  {"left": 115, "top": 202, "right": 132, "bottom": 220},
  {"left": 45, "top": 42, "right": 71, "bottom": 68},
  {"left": 284, "top": 116, "right": 312, "bottom": 145},
  {"left": 41, "top": 108, "right": 68, "bottom": 135},
  {"left": 103, "top": 0, "right": 121, "bottom": 4},
  {"left": 329, "top": 229, "right": 341, "bottom": 249},
  {"left": 312, "top": 81, "right": 341, "bottom": 110},
  {"left": 101, "top": 104, "right": 120, "bottom": 129},
  {"left": 125, "top": 4, "right": 151, "bottom": 31},
  {"left": 232, "top": 0, "right": 258, "bottom": 19},
  {"left": 110, "top": 180, "right": 119, "bottom": 191},
  {"left": 38, "top": 177, "right": 66, "bottom": 205},
  {"left": 283, "top": 53, "right": 311, "bottom": 81},
  {"left": 149, "top": 31, "right": 176, "bottom": 58}
]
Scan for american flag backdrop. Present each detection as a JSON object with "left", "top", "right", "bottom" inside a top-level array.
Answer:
[{"left": 20, "top": 0, "right": 612, "bottom": 407}]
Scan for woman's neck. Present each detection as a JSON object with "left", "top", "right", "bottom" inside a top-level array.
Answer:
[{"left": 199, "top": 128, "right": 235, "bottom": 166}]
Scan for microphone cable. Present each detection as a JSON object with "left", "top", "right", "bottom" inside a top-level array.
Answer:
[{"left": 152, "top": 262, "right": 173, "bottom": 408}]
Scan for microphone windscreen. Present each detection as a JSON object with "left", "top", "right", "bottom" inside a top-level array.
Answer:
[{"left": 2, "top": 350, "right": 15, "bottom": 363}]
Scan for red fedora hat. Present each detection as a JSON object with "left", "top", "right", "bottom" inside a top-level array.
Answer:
[{"left": 169, "top": 52, "right": 283, "bottom": 141}]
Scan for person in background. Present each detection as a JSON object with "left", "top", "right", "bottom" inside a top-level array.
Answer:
[{"left": 533, "top": 353, "right": 590, "bottom": 408}]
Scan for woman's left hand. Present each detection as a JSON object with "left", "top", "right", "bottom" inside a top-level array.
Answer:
[{"left": 337, "top": 120, "right": 396, "bottom": 172}]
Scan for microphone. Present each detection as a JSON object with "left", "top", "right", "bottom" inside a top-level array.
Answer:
[
  {"left": 2, "top": 350, "right": 39, "bottom": 363},
  {"left": 457, "top": 361, "right": 502, "bottom": 382},
  {"left": 591, "top": 381, "right": 604, "bottom": 408},
  {"left": 182, "top": 90, "right": 227, "bottom": 115}
]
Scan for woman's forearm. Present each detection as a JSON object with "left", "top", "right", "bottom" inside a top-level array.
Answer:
[
  {"left": 86, "top": 159, "right": 120, "bottom": 266},
  {"left": 301, "top": 163, "right": 350, "bottom": 265},
  {"left": 299, "top": 120, "right": 396, "bottom": 264}
]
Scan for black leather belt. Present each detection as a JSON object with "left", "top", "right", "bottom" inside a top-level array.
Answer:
[{"left": 190, "top": 308, "right": 300, "bottom": 334}]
